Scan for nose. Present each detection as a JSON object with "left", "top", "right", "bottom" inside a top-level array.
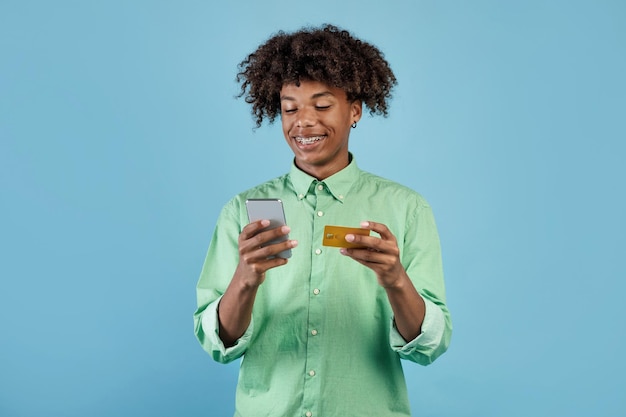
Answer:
[{"left": 296, "top": 107, "right": 316, "bottom": 127}]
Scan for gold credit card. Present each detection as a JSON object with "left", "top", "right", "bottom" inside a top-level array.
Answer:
[{"left": 322, "top": 225, "right": 370, "bottom": 248}]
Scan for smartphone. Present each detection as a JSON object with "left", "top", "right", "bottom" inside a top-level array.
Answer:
[{"left": 245, "top": 198, "right": 292, "bottom": 259}]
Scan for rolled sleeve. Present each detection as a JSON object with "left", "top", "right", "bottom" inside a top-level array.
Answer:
[
  {"left": 390, "top": 295, "right": 446, "bottom": 365},
  {"left": 200, "top": 295, "right": 253, "bottom": 363}
]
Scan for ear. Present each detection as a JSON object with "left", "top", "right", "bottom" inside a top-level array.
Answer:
[{"left": 351, "top": 100, "right": 363, "bottom": 124}]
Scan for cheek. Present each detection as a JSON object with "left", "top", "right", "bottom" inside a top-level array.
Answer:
[
  {"left": 329, "top": 111, "right": 349, "bottom": 126},
  {"left": 281, "top": 120, "right": 295, "bottom": 144}
]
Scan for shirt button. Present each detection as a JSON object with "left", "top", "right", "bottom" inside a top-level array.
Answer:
[
  {"left": 317, "top": 184, "right": 324, "bottom": 191},
  {"left": 338, "top": 194, "right": 344, "bottom": 200},
  {"left": 311, "top": 329, "right": 318, "bottom": 336},
  {"left": 308, "top": 370, "right": 316, "bottom": 377},
  {"left": 313, "top": 288, "right": 320, "bottom": 295},
  {"left": 314, "top": 248, "right": 322, "bottom": 255},
  {"left": 298, "top": 193, "right": 304, "bottom": 199},
  {"left": 317, "top": 211, "right": 324, "bottom": 217},
  {"left": 305, "top": 412, "right": 313, "bottom": 417}
]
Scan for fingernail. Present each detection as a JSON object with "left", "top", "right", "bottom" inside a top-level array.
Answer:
[
  {"left": 261, "top": 219, "right": 270, "bottom": 226},
  {"left": 340, "top": 248, "right": 348, "bottom": 255},
  {"left": 281, "top": 226, "right": 291, "bottom": 233},
  {"left": 360, "top": 221, "right": 369, "bottom": 227},
  {"left": 345, "top": 234, "right": 354, "bottom": 242},
  {"left": 291, "top": 240, "right": 298, "bottom": 247}
]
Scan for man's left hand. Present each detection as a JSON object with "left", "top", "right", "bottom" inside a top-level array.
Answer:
[{"left": 341, "top": 221, "right": 409, "bottom": 288}]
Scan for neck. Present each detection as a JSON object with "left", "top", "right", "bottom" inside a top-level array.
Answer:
[{"left": 296, "top": 155, "right": 351, "bottom": 180}]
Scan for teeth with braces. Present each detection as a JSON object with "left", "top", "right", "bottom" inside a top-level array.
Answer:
[{"left": 295, "top": 136, "right": 324, "bottom": 145}]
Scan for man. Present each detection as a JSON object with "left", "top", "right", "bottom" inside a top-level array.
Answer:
[{"left": 194, "top": 25, "right": 452, "bottom": 416}]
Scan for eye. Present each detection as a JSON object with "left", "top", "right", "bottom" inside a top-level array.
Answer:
[
  {"left": 315, "top": 105, "right": 331, "bottom": 111},
  {"left": 283, "top": 108, "right": 297, "bottom": 114}
]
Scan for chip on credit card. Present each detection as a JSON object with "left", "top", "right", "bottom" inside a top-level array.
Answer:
[{"left": 322, "top": 225, "right": 371, "bottom": 248}]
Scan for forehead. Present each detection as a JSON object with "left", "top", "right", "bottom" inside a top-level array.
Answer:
[{"left": 280, "top": 80, "right": 347, "bottom": 101}]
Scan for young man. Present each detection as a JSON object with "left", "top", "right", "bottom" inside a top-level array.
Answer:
[{"left": 194, "top": 25, "right": 452, "bottom": 417}]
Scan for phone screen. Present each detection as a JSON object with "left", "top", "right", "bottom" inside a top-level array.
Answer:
[{"left": 245, "top": 199, "right": 292, "bottom": 259}]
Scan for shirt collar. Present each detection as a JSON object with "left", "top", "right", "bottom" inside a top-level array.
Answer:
[{"left": 289, "top": 154, "right": 361, "bottom": 203}]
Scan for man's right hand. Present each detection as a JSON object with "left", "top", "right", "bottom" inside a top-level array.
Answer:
[
  {"left": 234, "top": 219, "right": 298, "bottom": 288},
  {"left": 217, "top": 220, "right": 297, "bottom": 347}
]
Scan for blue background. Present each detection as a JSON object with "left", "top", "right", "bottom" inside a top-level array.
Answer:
[{"left": 1, "top": 1, "right": 625, "bottom": 416}]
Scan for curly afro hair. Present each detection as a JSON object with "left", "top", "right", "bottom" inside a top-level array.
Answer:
[{"left": 236, "top": 24, "right": 397, "bottom": 127}]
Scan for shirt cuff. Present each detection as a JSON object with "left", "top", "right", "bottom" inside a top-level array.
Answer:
[
  {"left": 390, "top": 295, "right": 446, "bottom": 354},
  {"left": 201, "top": 295, "right": 253, "bottom": 361}
]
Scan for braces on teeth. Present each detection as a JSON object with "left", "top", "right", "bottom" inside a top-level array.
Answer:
[{"left": 296, "top": 136, "right": 324, "bottom": 144}]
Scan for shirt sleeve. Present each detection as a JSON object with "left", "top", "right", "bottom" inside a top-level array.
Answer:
[
  {"left": 198, "top": 295, "right": 254, "bottom": 363},
  {"left": 193, "top": 199, "right": 251, "bottom": 364},
  {"left": 390, "top": 197, "right": 453, "bottom": 365},
  {"left": 389, "top": 295, "right": 447, "bottom": 364}
]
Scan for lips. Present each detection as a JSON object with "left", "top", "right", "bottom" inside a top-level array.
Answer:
[{"left": 294, "top": 135, "right": 326, "bottom": 145}]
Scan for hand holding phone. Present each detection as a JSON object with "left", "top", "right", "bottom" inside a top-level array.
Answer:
[{"left": 245, "top": 199, "right": 292, "bottom": 259}]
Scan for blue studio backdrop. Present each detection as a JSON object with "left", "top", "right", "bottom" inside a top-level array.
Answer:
[{"left": 1, "top": 1, "right": 625, "bottom": 416}]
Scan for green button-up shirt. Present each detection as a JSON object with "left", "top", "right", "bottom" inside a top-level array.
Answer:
[{"left": 194, "top": 157, "right": 452, "bottom": 417}]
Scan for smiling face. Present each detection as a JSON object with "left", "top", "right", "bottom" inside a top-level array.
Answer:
[{"left": 280, "top": 80, "right": 362, "bottom": 180}]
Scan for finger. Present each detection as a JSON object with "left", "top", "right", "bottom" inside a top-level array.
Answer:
[
  {"left": 345, "top": 232, "right": 388, "bottom": 253},
  {"left": 255, "top": 237, "right": 298, "bottom": 259},
  {"left": 250, "top": 225, "right": 291, "bottom": 247},
  {"left": 340, "top": 247, "right": 388, "bottom": 264},
  {"left": 241, "top": 226, "right": 296, "bottom": 261},
  {"left": 241, "top": 219, "right": 271, "bottom": 240},
  {"left": 241, "top": 223, "right": 289, "bottom": 248},
  {"left": 360, "top": 221, "right": 395, "bottom": 241},
  {"left": 239, "top": 236, "right": 295, "bottom": 264},
  {"left": 256, "top": 255, "right": 290, "bottom": 270}
]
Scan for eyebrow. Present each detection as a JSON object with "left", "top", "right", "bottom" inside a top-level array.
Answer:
[{"left": 280, "top": 91, "right": 335, "bottom": 101}]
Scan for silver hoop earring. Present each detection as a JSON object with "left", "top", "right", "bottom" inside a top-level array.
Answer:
[{"left": 351, "top": 122, "right": 357, "bottom": 129}]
